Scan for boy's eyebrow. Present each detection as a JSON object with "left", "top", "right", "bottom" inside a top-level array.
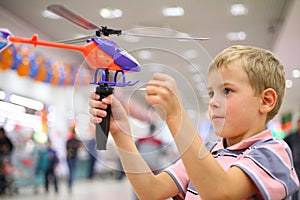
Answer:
[
  {"left": 207, "top": 82, "right": 235, "bottom": 90},
  {"left": 223, "top": 82, "right": 235, "bottom": 87}
]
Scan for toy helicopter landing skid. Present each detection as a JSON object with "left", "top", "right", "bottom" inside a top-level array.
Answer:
[{"left": 1, "top": 4, "right": 209, "bottom": 150}]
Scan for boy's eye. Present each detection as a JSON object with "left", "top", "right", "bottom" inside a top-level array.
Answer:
[
  {"left": 224, "top": 88, "right": 232, "bottom": 95},
  {"left": 208, "top": 91, "right": 214, "bottom": 98}
]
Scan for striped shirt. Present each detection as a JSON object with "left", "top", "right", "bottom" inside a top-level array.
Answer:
[{"left": 165, "top": 129, "right": 299, "bottom": 199}]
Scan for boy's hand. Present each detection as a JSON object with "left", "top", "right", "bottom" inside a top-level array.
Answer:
[
  {"left": 89, "top": 93, "right": 130, "bottom": 135},
  {"left": 145, "top": 73, "right": 182, "bottom": 122}
]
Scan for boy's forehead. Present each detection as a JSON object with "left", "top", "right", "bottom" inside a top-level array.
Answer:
[
  {"left": 208, "top": 69, "right": 225, "bottom": 87},
  {"left": 208, "top": 61, "right": 247, "bottom": 86},
  {"left": 208, "top": 64, "right": 230, "bottom": 80}
]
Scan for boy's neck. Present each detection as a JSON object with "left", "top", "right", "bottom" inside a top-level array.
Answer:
[{"left": 223, "top": 127, "right": 267, "bottom": 148}]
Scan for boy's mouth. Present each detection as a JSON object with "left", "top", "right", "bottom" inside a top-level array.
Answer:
[{"left": 211, "top": 115, "right": 224, "bottom": 120}]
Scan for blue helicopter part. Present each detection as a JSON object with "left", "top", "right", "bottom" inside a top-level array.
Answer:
[
  {"left": 90, "top": 68, "right": 139, "bottom": 87},
  {"left": 0, "top": 30, "right": 11, "bottom": 52},
  {"left": 91, "top": 38, "right": 141, "bottom": 72}
]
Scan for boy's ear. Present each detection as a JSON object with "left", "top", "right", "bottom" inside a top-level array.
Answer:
[{"left": 259, "top": 88, "right": 277, "bottom": 114}]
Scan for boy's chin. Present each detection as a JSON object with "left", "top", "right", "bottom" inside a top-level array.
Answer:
[
  {"left": 214, "top": 131, "right": 223, "bottom": 137},
  {"left": 212, "top": 124, "right": 226, "bottom": 136}
]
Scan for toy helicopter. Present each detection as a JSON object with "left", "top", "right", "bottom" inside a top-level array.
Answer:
[{"left": 0, "top": 4, "right": 209, "bottom": 150}]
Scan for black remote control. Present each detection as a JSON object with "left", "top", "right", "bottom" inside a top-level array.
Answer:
[{"left": 95, "top": 84, "right": 114, "bottom": 150}]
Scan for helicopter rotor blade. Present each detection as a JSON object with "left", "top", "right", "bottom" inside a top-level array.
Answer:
[
  {"left": 55, "top": 34, "right": 95, "bottom": 44},
  {"left": 121, "top": 31, "right": 210, "bottom": 41},
  {"left": 47, "top": 4, "right": 99, "bottom": 30},
  {"left": 47, "top": 4, "right": 209, "bottom": 41}
]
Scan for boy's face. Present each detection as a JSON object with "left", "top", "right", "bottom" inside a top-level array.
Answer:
[{"left": 208, "top": 60, "right": 263, "bottom": 145}]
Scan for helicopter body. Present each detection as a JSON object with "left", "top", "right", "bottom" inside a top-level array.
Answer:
[
  {"left": 7, "top": 34, "right": 140, "bottom": 72},
  {"left": 1, "top": 29, "right": 141, "bottom": 87}
]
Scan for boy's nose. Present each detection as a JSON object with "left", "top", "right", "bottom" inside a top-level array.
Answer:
[
  {"left": 209, "top": 94, "right": 225, "bottom": 109},
  {"left": 209, "top": 96, "right": 220, "bottom": 109}
]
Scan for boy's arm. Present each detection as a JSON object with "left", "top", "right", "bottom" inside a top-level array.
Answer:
[
  {"left": 89, "top": 92, "right": 179, "bottom": 199},
  {"left": 169, "top": 110, "right": 257, "bottom": 199},
  {"left": 146, "top": 73, "right": 257, "bottom": 199},
  {"left": 112, "top": 129, "right": 180, "bottom": 199}
]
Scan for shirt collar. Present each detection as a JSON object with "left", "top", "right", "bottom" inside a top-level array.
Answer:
[{"left": 213, "top": 129, "right": 272, "bottom": 151}]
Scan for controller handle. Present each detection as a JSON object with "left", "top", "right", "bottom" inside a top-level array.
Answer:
[{"left": 95, "top": 84, "right": 114, "bottom": 150}]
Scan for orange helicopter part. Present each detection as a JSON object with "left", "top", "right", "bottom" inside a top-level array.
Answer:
[{"left": 8, "top": 34, "right": 124, "bottom": 71}]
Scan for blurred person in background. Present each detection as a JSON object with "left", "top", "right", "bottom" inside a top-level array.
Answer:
[
  {"left": 66, "top": 127, "right": 81, "bottom": 192},
  {"left": 0, "top": 127, "right": 14, "bottom": 194},
  {"left": 0, "top": 127, "right": 14, "bottom": 163},
  {"left": 44, "top": 140, "right": 59, "bottom": 194},
  {"left": 133, "top": 123, "right": 165, "bottom": 199},
  {"left": 136, "top": 123, "right": 164, "bottom": 174},
  {"left": 284, "top": 118, "right": 300, "bottom": 200},
  {"left": 86, "top": 139, "right": 97, "bottom": 179}
]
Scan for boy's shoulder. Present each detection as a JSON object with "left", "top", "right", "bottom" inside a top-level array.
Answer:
[
  {"left": 249, "top": 137, "right": 279, "bottom": 147},
  {"left": 210, "top": 130, "right": 287, "bottom": 153}
]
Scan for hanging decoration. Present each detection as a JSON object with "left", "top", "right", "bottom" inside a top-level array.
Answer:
[
  {"left": 0, "top": 45, "right": 13, "bottom": 70},
  {"left": 0, "top": 43, "right": 91, "bottom": 86}
]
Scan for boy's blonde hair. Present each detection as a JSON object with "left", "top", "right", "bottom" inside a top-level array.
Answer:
[{"left": 208, "top": 45, "right": 285, "bottom": 122}]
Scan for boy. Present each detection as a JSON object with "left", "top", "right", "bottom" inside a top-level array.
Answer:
[{"left": 89, "top": 45, "right": 299, "bottom": 199}]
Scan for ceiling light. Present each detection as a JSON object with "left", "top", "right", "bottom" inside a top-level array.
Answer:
[
  {"left": 162, "top": 6, "right": 184, "bottom": 17},
  {"left": 286, "top": 79, "right": 293, "bottom": 88},
  {"left": 42, "top": 10, "right": 61, "bottom": 19},
  {"left": 230, "top": 4, "right": 248, "bottom": 16},
  {"left": 10, "top": 94, "right": 44, "bottom": 111},
  {"left": 226, "top": 32, "right": 247, "bottom": 41},
  {"left": 100, "top": 8, "right": 123, "bottom": 19},
  {"left": 292, "top": 69, "right": 300, "bottom": 78}
]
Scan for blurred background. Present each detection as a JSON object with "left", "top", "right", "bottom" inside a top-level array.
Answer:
[{"left": 0, "top": 0, "right": 299, "bottom": 199}]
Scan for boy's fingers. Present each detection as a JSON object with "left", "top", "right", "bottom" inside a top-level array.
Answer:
[
  {"left": 89, "top": 99, "right": 108, "bottom": 110},
  {"left": 89, "top": 116, "right": 102, "bottom": 124},
  {"left": 147, "top": 74, "right": 177, "bottom": 95},
  {"left": 102, "top": 94, "right": 113, "bottom": 104},
  {"left": 152, "top": 72, "right": 172, "bottom": 81},
  {"left": 145, "top": 85, "right": 159, "bottom": 96},
  {"left": 89, "top": 108, "right": 107, "bottom": 117},
  {"left": 147, "top": 79, "right": 167, "bottom": 88},
  {"left": 90, "top": 92, "right": 100, "bottom": 100}
]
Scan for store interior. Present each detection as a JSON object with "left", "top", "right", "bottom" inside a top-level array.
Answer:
[{"left": 0, "top": 0, "right": 299, "bottom": 199}]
